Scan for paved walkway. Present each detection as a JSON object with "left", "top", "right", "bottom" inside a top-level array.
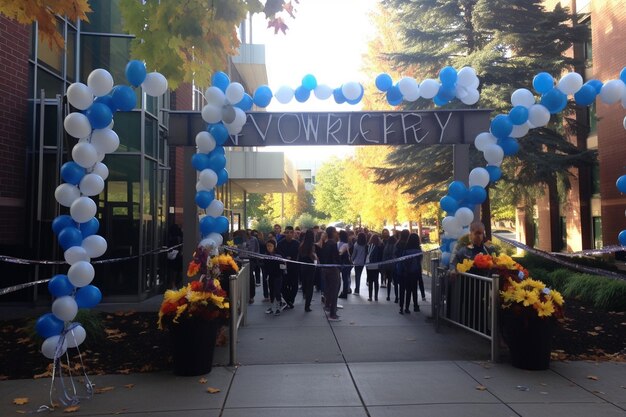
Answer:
[{"left": 2, "top": 278, "right": 625, "bottom": 416}]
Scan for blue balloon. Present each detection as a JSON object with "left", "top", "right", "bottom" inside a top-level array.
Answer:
[
  {"left": 386, "top": 84, "right": 402, "bottom": 103},
  {"left": 467, "top": 185, "right": 487, "bottom": 204},
  {"left": 387, "top": 94, "right": 402, "bottom": 106},
  {"left": 587, "top": 79, "right": 603, "bottom": 94},
  {"left": 191, "top": 153, "right": 211, "bottom": 171},
  {"left": 617, "top": 175, "right": 626, "bottom": 193},
  {"left": 541, "top": 88, "right": 567, "bottom": 114},
  {"left": 58, "top": 226, "right": 83, "bottom": 250},
  {"left": 619, "top": 230, "right": 626, "bottom": 246},
  {"left": 61, "top": 162, "right": 86, "bottom": 185},
  {"left": 302, "top": 74, "right": 317, "bottom": 91},
  {"left": 375, "top": 73, "right": 393, "bottom": 92},
  {"left": 36, "top": 313, "right": 64, "bottom": 338},
  {"left": 346, "top": 86, "right": 364, "bottom": 105},
  {"left": 498, "top": 137, "right": 519, "bottom": 156},
  {"left": 216, "top": 168, "right": 229, "bottom": 186},
  {"left": 509, "top": 106, "right": 529, "bottom": 125},
  {"left": 485, "top": 165, "right": 502, "bottom": 182},
  {"left": 75, "top": 285, "right": 102, "bottom": 308},
  {"left": 210, "top": 146, "right": 225, "bottom": 157},
  {"left": 433, "top": 93, "right": 449, "bottom": 107},
  {"left": 215, "top": 216, "right": 229, "bottom": 234},
  {"left": 52, "top": 215, "right": 76, "bottom": 235},
  {"left": 125, "top": 60, "right": 147, "bottom": 87},
  {"left": 439, "top": 85, "right": 456, "bottom": 101},
  {"left": 112, "top": 85, "right": 136, "bottom": 111},
  {"left": 294, "top": 86, "right": 311, "bottom": 103},
  {"left": 200, "top": 216, "right": 217, "bottom": 235},
  {"left": 207, "top": 152, "right": 226, "bottom": 171},
  {"left": 253, "top": 85, "right": 273, "bottom": 107},
  {"left": 80, "top": 217, "right": 100, "bottom": 238},
  {"left": 490, "top": 114, "right": 513, "bottom": 139},
  {"left": 85, "top": 102, "right": 113, "bottom": 129},
  {"left": 333, "top": 88, "right": 346, "bottom": 104},
  {"left": 448, "top": 181, "right": 468, "bottom": 202},
  {"left": 439, "top": 66, "right": 458, "bottom": 87},
  {"left": 574, "top": 84, "right": 597, "bottom": 106},
  {"left": 94, "top": 95, "right": 117, "bottom": 112},
  {"left": 48, "top": 274, "right": 75, "bottom": 297},
  {"left": 440, "top": 196, "right": 459, "bottom": 214},
  {"left": 533, "top": 72, "right": 554, "bottom": 94},
  {"left": 235, "top": 93, "right": 253, "bottom": 111},
  {"left": 620, "top": 67, "right": 626, "bottom": 84},
  {"left": 195, "top": 190, "right": 215, "bottom": 209},
  {"left": 212, "top": 71, "right": 230, "bottom": 92},
  {"left": 209, "top": 124, "right": 229, "bottom": 145},
  {"left": 441, "top": 251, "right": 451, "bottom": 267}
]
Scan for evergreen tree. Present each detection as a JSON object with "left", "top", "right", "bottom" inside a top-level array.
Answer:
[{"left": 373, "top": 0, "right": 594, "bottom": 249}]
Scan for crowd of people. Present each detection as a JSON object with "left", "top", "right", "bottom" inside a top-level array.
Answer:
[{"left": 232, "top": 224, "right": 427, "bottom": 322}]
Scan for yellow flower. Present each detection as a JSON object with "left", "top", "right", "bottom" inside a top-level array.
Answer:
[
  {"left": 515, "top": 289, "right": 539, "bottom": 307},
  {"left": 549, "top": 290, "right": 564, "bottom": 306},
  {"left": 535, "top": 301, "right": 555, "bottom": 317},
  {"left": 456, "top": 259, "right": 474, "bottom": 273}
]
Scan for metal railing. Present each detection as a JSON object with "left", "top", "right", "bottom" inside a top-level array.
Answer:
[
  {"left": 421, "top": 250, "right": 440, "bottom": 318},
  {"left": 433, "top": 266, "right": 500, "bottom": 362},
  {"left": 228, "top": 260, "right": 250, "bottom": 366}
]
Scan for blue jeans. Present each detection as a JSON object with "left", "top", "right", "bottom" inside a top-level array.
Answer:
[{"left": 340, "top": 265, "right": 352, "bottom": 295}]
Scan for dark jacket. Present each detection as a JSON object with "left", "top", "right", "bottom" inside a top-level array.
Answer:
[
  {"left": 277, "top": 238, "right": 300, "bottom": 273},
  {"left": 264, "top": 253, "right": 284, "bottom": 278},
  {"left": 365, "top": 243, "right": 383, "bottom": 270},
  {"left": 319, "top": 238, "right": 340, "bottom": 269}
]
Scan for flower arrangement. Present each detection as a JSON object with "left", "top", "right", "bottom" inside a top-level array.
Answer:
[
  {"left": 455, "top": 253, "right": 563, "bottom": 319},
  {"left": 158, "top": 244, "right": 238, "bottom": 329}
]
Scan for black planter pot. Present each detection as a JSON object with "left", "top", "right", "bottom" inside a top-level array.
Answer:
[
  {"left": 501, "top": 311, "right": 555, "bottom": 370},
  {"left": 169, "top": 318, "right": 219, "bottom": 376}
]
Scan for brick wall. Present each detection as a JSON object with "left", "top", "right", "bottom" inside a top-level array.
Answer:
[{"left": 0, "top": 16, "right": 29, "bottom": 247}]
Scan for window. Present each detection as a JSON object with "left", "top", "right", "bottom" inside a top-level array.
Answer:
[
  {"left": 80, "top": 34, "right": 132, "bottom": 84},
  {"left": 81, "top": 0, "right": 124, "bottom": 34},
  {"left": 113, "top": 112, "right": 141, "bottom": 152}
]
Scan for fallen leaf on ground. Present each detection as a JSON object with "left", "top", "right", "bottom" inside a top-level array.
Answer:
[
  {"left": 206, "top": 387, "right": 221, "bottom": 394},
  {"left": 63, "top": 405, "right": 80, "bottom": 413},
  {"left": 0, "top": 375, "right": 8, "bottom": 381},
  {"left": 117, "top": 369, "right": 131, "bottom": 374},
  {"left": 124, "top": 384, "right": 135, "bottom": 389},
  {"left": 587, "top": 375, "right": 599, "bottom": 381},
  {"left": 475, "top": 385, "right": 487, "bottom": 391},
  {"left": 94, "top": 386, "right": 115, "bottom": 394},
  {"left": 199, "top": 378, "right": 207, "bottom": 384},
  {"left": 13, "top": 398, "right": 29, "bottom": 405},
  {"left": 34, "top": 370, "right": 52, "bottom": 379}
]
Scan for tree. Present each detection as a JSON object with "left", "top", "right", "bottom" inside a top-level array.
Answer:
[
  {"left": 0, "top": 0, "right": 91, "bottom": 49},
  {"left": 373, "top": 0, "right": 593, "bottom": 249},
  {"left": 312, "top": 157, "right": 350, "bottom": 221}
]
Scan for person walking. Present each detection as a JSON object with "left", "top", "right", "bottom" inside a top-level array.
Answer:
[
  {"left": 397, "top": 232, "right": 423, "bottom": 314},
  {"left": 394, "top": 230, "right": 410, "bottom": 309},
  {"left": 365, "top": 234, "right": 383, "bottom": 301},
  {"left": 337, "top": 230, "right": 352, "bottom": 299},
  {"left": 264, "top": 239, "right": 284, "bottom": 316},
  {"left": 382, "top": 235, "right": 398, "bottom": 302},
  {"left": 319, "top": 226, "right": 341, "bottom": 321},
  {"left": 379, "top": 228, "right": 390, "bottom": 287},
  {"left": 298, "top": 229, "right": 318, "bottom": 312},
  {"left": 350, "top": 232, "right": 367, "bottom": 295},
  {"left": 277, "top": 226, "right": 300, "bottom": 309},
  {"left": 257, "top": 230, "right": 270, "bottom": 302}
]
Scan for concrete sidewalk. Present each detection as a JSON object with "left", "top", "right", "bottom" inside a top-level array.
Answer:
[{"left": 2, "top": 280, "right": 625, "bottom": 416}]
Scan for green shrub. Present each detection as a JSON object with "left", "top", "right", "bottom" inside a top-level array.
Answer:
[
  {"left": 528, "top": 267, "right": 551, "bottom": 286},
  {"left": 26, "top": 309, "right": 105, "bottom": 348},
  {"left": 548, "top": 269, "right": 571, "bottom": 292},
  {"left": 251, "top": 217, "right": 273, "bottom": 235},
  {"left": 295, "top": 213, "right": 317, "bottom": 230},
  {"left": 563, "top": 273, "right": 604, "bottom": 304},
  {"left": 594, "top": 279, "right": 626, "bottom": 311},
  {"left": 492, "top": 237, "right": 515, "bottom": 256}
]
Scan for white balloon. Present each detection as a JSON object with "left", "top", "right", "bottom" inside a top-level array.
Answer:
[
  {"left": 79, "top": 173, "right": 105, "bottom": 196},
  {"left": 91, "top": 128, "right": 119, "bottom": 154},
  {"left": 398, "top": 77, "right": 419, "bottom": 100},
  {"left": 52, "top": 296, "right": 78, "bottom": 321},
  {"left": 510, "top": 122, "right": 530, "bottom": 138},
  {"left": 82, "top": 234, "right": 107, "bottom": 258},
  {"left": 42, "top": 335, "right": 68, "bottom": 359},
  {"left": 66, "top": 324, "right": 87, "bottom": 348},
  {"left": 474, "top": 132, "right": 497, "bottom": 151},
  {"left": 64, "top": 113, "right": 92, "bottom": 139},
  {"left": 70, "top": 196, "right": 97, "bottom": 223},
  {"left": 528, "top": 104, "right": 551, "bottom": 127},
  {"left": 224, "top": 121, "right": 242, "bottom": 135},
  {"left": 314, "top": 84, "right": 333, "bottom": 100},
  {"left": 206, "top": 199, "right": 224, "bottom": 217},
  {"left": 469, "top": 167, "right": 490, "bottom": 188},
  {"left": 442, "top": 216, "right": 461, "bottom": 234},
  {"left": 72, "top": 142, "right": 98, "bottom": 168},
  {"left": 557, "top": 72, "right": 583, "bottom": 95},
  {"left": 341, "top": 82, "right": 361, "bottom": 101},
  {"left": 142, "top": 72, "right": 168, "bottom": 96},
  {"left": 199, "top": 238, "right": 217, "bottom": 250},
  {"left": 196, "top": 180, "right": 209, "bottom": 192},
  {"left": 208, "top": 232, "right": 223, "bottom": 246},
  {"left": 68, "top": 261, "right": 95, "bottom": 287},
  {"left": 460, "top": 88, "right": 480, "bottom": 105},
  {"left": 457, "top": 67, "right": 477, "bottom": 87},
  {"left": 511, "top": 88, "right": 535, "bottom": 108},
  {"left": 87, "top": 68, "right": 114, "bottom": 97},
  {"left": 67, "top": 83, "right": 94, "bottom": 110},
  {"left": 275, "top": 86, "right": 294, "bottom": 104},
  {"left": 64, "top": 246, "right": 90, "bottom": 265},
  {"left": 96, "top": 152, "right": 105, "bottom": 163},
  {"left": 455, "top": 85, "right": 468, "bottom": 99},
  {"left": 196, "top": 131, "right": 216, "bottom": 153},
  {"left": 419, "top": 79, "right": 440, "bottom": 99},
  {"left": 467, "top": 76, "right": 480, "bottom": 90},
  {"left": 201, "top": 104, "right": 222, "bottom": 124},
  {"left": 623, "top": 116, "right": 626, "bottom": 130},
  {"left": 483, "top": 144, "right": 504, "bottom": 165},
  {"left": 199, "top": 169, "right": 218, "bottom": 190},
  {"left": 55, "top": 183, "right": 81, "bottom": 207},
  {"left": 233, "top": 107, "right": 246, "bottom": 127},
  {"left": 225, "top": 82, "right": 245, "bottom": 104},
  {"left": 204, "top": 86, "right": 225, "bottom": 106},
  {"left": 455, "top": 207, "right": 475, "bottom": 227},
  {"left": 91, "top": 162, "right": 109, "bottom": 180},
  {"left": 600, "top": 79, "right": 625, "bottom": 105}
]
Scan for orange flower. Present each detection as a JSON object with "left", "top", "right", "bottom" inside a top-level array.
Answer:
[
  {"left": 187, "top": 261, "right": 200, "bottom": 277},
  {"left": 473, "top": 253, "right": 493, "bottom": 269}
]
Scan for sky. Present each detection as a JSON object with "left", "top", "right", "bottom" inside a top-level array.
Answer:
[{"left": 249, "top": 0, "right": 380, "bottom": 165}]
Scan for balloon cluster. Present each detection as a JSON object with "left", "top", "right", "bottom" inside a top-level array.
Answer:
[
  {"left": 39, "top": 61, "right": 168, "bottom": 361},
  {"left": 618, "top": 175, "right": 626, "bottom": 246},
  {"left": 439, "top": 67, "right": 626, "bottom": 265},
  {"left": 375, "top": 66, "right": 481, "bottom": 106}
]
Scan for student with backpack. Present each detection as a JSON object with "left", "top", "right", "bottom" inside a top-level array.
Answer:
[
  {"left": 397, "top": 232, "right": 423, "bottom": 314},
  {"left": 365, "top": 234, "right": 383, "bottom": 301}
]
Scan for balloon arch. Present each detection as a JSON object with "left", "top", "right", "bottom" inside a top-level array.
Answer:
[{"left": 42, "top": 62, "right": 626, "bottom": 365}]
